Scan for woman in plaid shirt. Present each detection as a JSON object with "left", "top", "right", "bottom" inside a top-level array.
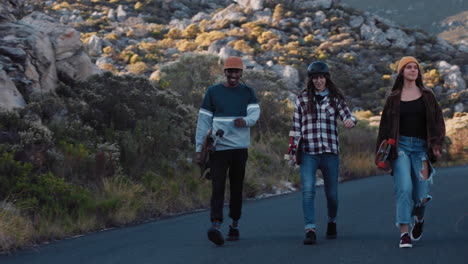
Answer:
[{"left": 292, "top": 61, "right": 357, "bottom": 245}]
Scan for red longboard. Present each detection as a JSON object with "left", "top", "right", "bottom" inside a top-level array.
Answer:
[
  {"left": 375, "top": 138, "right": 396, "bottom": 171},
  {"left": 284, "top": 131, "right": 303, "bottom": 165}
]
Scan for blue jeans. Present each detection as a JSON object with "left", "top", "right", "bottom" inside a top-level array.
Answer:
[
  {"left": 300, "top": 153, "right": 339, "bottom": 230},
  {"left": 392, "top": 136, "right": 435, "bottom": 226}
]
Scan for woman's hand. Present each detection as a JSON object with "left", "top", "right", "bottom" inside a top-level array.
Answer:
[
  {"left": 433, "top": 148, "right": 442, "bottom": 158},
  {"left": 343, "top": 119, "right": 355, "bottom": 128}
]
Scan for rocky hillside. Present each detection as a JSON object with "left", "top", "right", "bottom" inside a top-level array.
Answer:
[
  {"left": 1, "top": 0, "right": 467, "bottom": 114},
  {"left": 342, "top": 0, "right": 467, "bottom": 34},
  {"left": 438, "top": 10, "right": 468, "bottom": 47}
]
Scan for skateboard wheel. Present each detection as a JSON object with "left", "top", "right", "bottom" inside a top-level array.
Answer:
[
  {"left": 377, "top": 161, "right": 387, "bottom": 168},
  {"left": 387, "top": 138, "right": 396, "bottom": 145}
]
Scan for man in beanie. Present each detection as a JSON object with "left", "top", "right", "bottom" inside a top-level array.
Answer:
[{"left": 195, "top": 56, "right": 260, "bottom": 246}]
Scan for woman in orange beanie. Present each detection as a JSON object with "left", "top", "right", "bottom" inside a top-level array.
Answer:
[{"left": 376, "top": 56, "right": 445, "bottom": 248}]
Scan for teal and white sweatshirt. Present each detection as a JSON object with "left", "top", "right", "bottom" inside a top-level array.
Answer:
[{"left": 195, "top": 83, "right": 260, "bottom": 152}]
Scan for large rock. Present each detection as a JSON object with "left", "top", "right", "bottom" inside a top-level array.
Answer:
[
  {"left": 385, "top": 28, "right": 414, "bottom": 49},
  {"left": 57, "top": 53, "right": 98, "bottom": 84},
  {"left": 117, "top": 5, "right": 127, "bottom": 22},
  {"left": 0, "top": 10, "right": 98, "bottom": 111},
  {"left": 0, "top": 22, "right": 58, "bottom": 93},
  {"left": 437, "top": 61, "right": 467, "bottom": 91},
  {"left": 218, "top": 46, "right": 243, "bottom": 59},
  {"left": 349, "top": 15, "right": 364, "bottom": 28},
  {"left": 212, "top": 4, "right": 244, "bottom": 22},
  {"left": 0, "top": 69, "right": 26, "bottom": 110},
  {"left": 86, "top": 35, "right": 103, "bottom": 57},
  {"left": 360, "top": 23, "right": 390, "bottom": 47},
  {"left": 297, "top": 0, "right": 332, "bottom": 9},
  {"left": 269, "top": 64, "right": 300, "bottom": 90},
  {"left": 20, "top": 12, "right": 82, "bottom": 60},
  {"left": 0, "top": 0, "right": 24, "bottom": 23},
  {"left": 235, "top": 0, "right": 264, "bottom": 11}
]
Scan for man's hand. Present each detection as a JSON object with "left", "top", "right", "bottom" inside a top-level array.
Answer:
[
  {"left": 343, "top": 119, "right": 355, "bottom": 128},
  {"left": 234, "top": 118, "right": 247, "bottom": 128}
]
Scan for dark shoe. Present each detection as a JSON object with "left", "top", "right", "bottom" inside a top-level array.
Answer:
[
  {"left": 226, "top": 225, "right": 240, "bottom": 241},
  {"left": 207, "top": 226, "right": 224, "bottom": 246},
  {"left": 399, "top": 233, "right": 412, "bottom": 248},
  {"left": 303, "top": 230, "right": 317, "bottom": 245},
  {"left": 411, "top": 220, "right": 424, "bottom": 241},
  {"left": 326, "top": 222, "right": 337, "bottom": 239}
]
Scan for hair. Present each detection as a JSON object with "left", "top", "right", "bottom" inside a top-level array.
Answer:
[
  {"left": 391, "top": 63, "right": 425, "bottom": 93},
  {"left": 304, "top": 73, "right": 346, "bottom": 115}
]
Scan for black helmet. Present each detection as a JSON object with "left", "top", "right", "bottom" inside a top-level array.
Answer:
[{"left": 307, "top": 61, "right": 329, "bottom": 75}]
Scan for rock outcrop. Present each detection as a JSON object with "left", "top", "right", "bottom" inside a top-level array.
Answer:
[{"left": 0, "top": 0, "right": 98, "bottom": 111}]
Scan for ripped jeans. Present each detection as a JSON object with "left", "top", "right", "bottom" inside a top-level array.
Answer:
[{"left": 392, "top": 136, "right": 435, "bottom": 226}]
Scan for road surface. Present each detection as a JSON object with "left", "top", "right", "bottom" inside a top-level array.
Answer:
[{"left": 1, "top": 166, "right": 467, "bottom": 264}]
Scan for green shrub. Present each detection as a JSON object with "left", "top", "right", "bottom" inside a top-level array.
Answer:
[{"left": 61, "top": 72, "right": 195, "bottom": 178}]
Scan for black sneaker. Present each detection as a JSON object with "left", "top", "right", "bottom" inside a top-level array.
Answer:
[
  {"left": 303, "top": 230, "right": 317, "bottom": 245},
  {"left": 399, "top": 233, "right": 412, "bottom": 248},
  {"left": 207, "top": 226, "right": 224, "bottom": 246},
  {"left": 226, "top": 225, "right": 240, "bottom": 241},
  {"left": 411, "top": 220, "right": 424, "bottom": 241},
  {"left": 326, "top": 222, "right": 337, "bottom": 239}
]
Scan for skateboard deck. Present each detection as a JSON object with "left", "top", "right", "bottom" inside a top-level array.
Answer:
[
  {"left": 375, "top": 138, "right": 396, "bottom": 171},
  {"left": 199, "top": 128, "right": 224, "bottom": 179},
  {"left": 284, "top": 131, "right": 303, "bottom": 165}
]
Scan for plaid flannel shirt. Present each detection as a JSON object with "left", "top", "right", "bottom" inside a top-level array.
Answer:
[{"left": 293, "top": 91, "right": 356, "bottom": 155}]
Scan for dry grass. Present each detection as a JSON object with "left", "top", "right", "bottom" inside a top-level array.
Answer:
[
  {"left": 0, "top": 201, "right": 34, "bottom": 252},
  {"left": 102, "top": 176, "right": 145, "bottom": 226}
]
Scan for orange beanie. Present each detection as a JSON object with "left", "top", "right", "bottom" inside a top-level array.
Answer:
[
  {"left": 224, "top": 57, "right": 243, "bottom": 70},
  {"left": 397, "top": 56, "right": 420, "bottom": 73}
]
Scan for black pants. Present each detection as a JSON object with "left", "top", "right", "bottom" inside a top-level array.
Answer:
[{"left": 210, "top": 149, "right": 248, "bottom": 223}]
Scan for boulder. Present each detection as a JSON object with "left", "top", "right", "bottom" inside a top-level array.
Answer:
[
  {"left": 212, "top": 4, "right": 244, "bottom": 22},
  {"left": 437, "top": 61, "right": 467, "bottom": 91},
  {"left": 108, "top": 8, "right": 116, "bottom": 21},
  {"left": 20, "top": 12, "right": 82, "bottom": 60},
  {"left": 298, "top": 0, "right": 332, "bottom": 9},
  {"left": 56, "top": 53, "right": 98, "bottom": 84},
  {"left": 192, "top": 12, "right": 210, "bottom": 23},
  {"left": 117, "top": 5, "right": 127, "bottom": 22},
  {"left": 0, "top": 0, "right": 23, "bottom": 23},
  {"left": 86, "top": 35, "right": 102, "bottom": 57},
  {"left": 218, "top": 46, "right": 243, "bottom": 59},
  {"left": 0, "top": 69, "right": 26, "bottom": 110},
  {"left": 0, "top": 10, "right": 98, "bottom": 111},
  {"left": 269, "top": 63, "right": 299, "bottom": 90},
  {"left": 235, "top": 0, "right": 264, "bottom": 11},
  {"left": 454, "top": 102, "right": 464, "bottom": 113},
  {"left": 360, "top": 23, "right": 390, "bottom": 47},
  {"left": 349, "top": 15, "right": 364, "bottom": 28},
  {"left": 385, "top": 28, "right": 414, "bottom": 49}
]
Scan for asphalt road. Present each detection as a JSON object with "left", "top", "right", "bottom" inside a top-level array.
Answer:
[{"left": 1, "top": 166, "right": 467, "bottom": 264}]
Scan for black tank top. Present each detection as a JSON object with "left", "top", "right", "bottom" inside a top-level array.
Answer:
[{"left": 399, "top": 97, "right": 427, "bottom": 139}]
